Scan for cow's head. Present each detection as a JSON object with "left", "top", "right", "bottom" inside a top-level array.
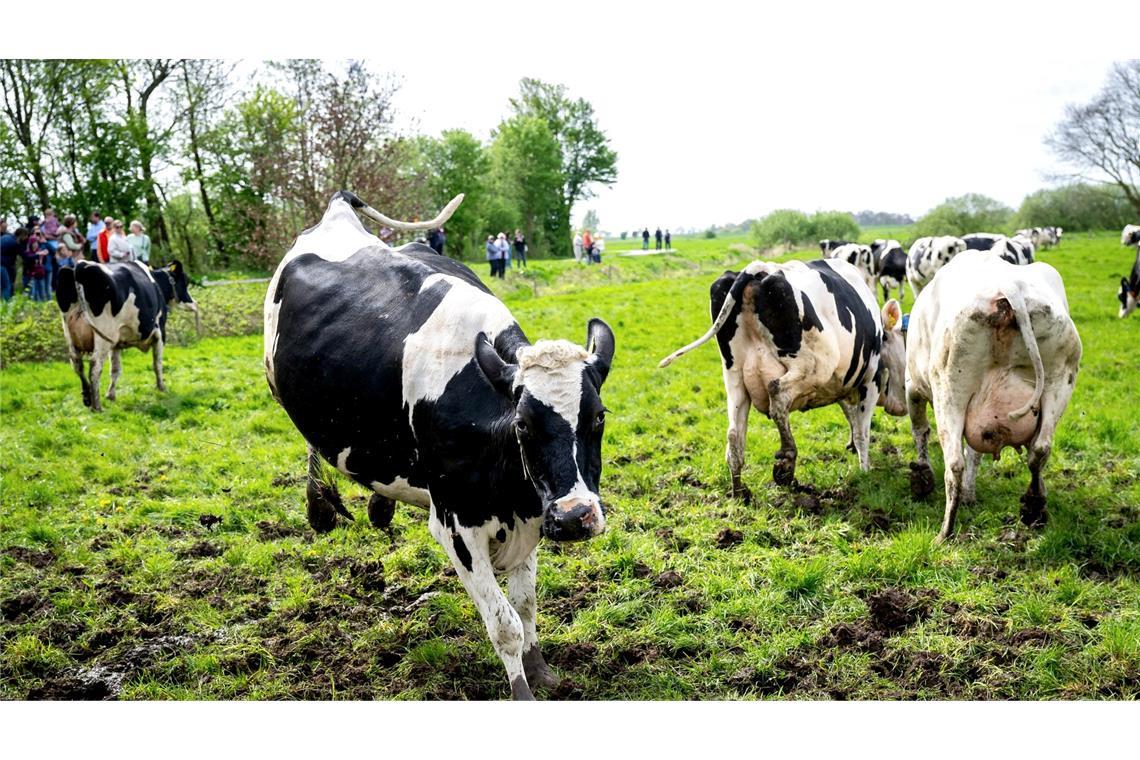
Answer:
[
  {"left": 158, "top": 260, "right": 201, "bottom": 333},
  {"left": 878, "top": 300, "right": 906, "bottom": 416},
  {"left": 475, "top": 319, "right": 616, "bottom": 541},
  {"left": 1119, "top": 276, "right": 1139, "bottom": 318},
  {"left": 933, "top": 236, "right": 967, "bottom": 262}
]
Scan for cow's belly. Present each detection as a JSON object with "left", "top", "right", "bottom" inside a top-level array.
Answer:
[
  {"left": 963, "top": 368, "right": 1039, "bottom": 454},
  {"left": 369, "top": 475, "right": 431, "bottom": 509}
]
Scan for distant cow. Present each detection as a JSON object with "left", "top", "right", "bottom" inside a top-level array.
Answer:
[
  {"left": 906, "top": 235, "right": 967, "bottom": 299},
  {"left": 659, "top": 258, "right": 906, "bottom": 497},
  {"left": 825, "top": 243, "right": 876, "bottom": 295},
  {"left": 265, "top": 190, "right": 616, "bottom": 700},
  {"left": 819, "top": 239, "right": 853, "bottom": 257},
  {"left": 905, "top": 251, "right": 1081, "bottom": 541},
  {"left": 871, "top": 239, "right": 907, "bottom": 301},
  {"left": 1122, "top": 225, "right": 1140, "bottom": 246},
  {"left": 1119, "top": 246, "right": 1140, "bottom": 318},
  {"left": 962, "top": 233, "right": 1034, "bottom": 266},
  {"left": 57, "top": 261, "right": 199, "bottom": 411}
]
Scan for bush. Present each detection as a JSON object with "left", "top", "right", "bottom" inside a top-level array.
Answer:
[
  {"left": 704, "top": 228, "right": 717, "bottom": 239},
  {"left": 1016, "top": 184, "right": 1136, "bottom": 232},
  {"left": 751, "top": 209, "right": 859, "bottom": 249},
  {"left": 913, "top": 193, "right": 1013, "bottom": 238},
  {"left": 809, "top": 210, "right": 860, "bottom": 241}
]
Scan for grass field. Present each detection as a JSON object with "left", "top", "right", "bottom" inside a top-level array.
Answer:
[{"left": 1, "top": 232, "right": 1138, "bottom": 700}]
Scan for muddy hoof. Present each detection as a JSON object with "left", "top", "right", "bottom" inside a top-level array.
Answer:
[
  {"left": 367, "top": 494, "right": 396, "bottom": 530},
  {"left": 730, "top": 480, "right": 753, "bottom": 504},
  {"left": 306, "top": 479, "right": 344, "bottom": 533},
  {"left": 1020, "top": 493, "right": 1048, "bottom": 527},
  {"left": 510, "top": 675, "right": 536, "bottom": 701},
  {"left": 82, "top": 390, "right": 92, "bottom": 408},
  {"left": 523, "top": 645, "right": 561, "bottom": 691},
  {"left": 909, "top": 462, "right": 935, "bottom": 498},
  {"left": 845, "top": 440, "right": 856, "bottom": 454},
  {"left": 772, "top": 451, "right": 796, "bottom": 487}
]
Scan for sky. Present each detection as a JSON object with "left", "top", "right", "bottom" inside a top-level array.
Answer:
[{"left": 24, "top": 0, "right": 1140, "bottom": 234}]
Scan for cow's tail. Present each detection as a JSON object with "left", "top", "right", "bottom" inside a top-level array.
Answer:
[
  {"left": 659, "top": 272, "right": 747, "bottom": 368},
  {"left": 1004, "top": 288, "right": 1045, "bottom": 421},
  {"left": 336, "top": 189, "right": 464, "bottom": 232}
]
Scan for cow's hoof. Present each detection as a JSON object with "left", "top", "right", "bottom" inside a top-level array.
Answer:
[
  {"left": 934, "top": 528, "right": 953, "bottom": 545},
  {"left": 522, "top": 645, "right": 561, "bottom": 691},
  {"left": 1020, "top": 493, "right": 1048, "bottom": 527},
  {"left": 909, "top": 462, "right": 935, "bottom": 498},
  {"left": 730, "top": 480, "right": 753, "bottom": 504},
  {"left": 772, "top": 451, "right": 796, "bottom": 487},
  {"left": 845, "top": 440, "right": 856, "bottom": 454},
  {"left": 105, "top": 390, "right": 115, "bottom": 401},
  {"left": 306, "top": 480, "right": 344, "bottom": 533},
  {"left": 367, "top": 494, "right": 396, "bottom": 530},
  {"left": 156, "top": 384, "right": 167, "bottom": 393},
  {"left": 82, "top": 392, "right": 92, "bottom": 408},
  {"left": 510, "top": 676, "right": 536, "bottom": 701}
]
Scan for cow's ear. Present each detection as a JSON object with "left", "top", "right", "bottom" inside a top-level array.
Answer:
[
  {"left": 586, "top": 318, "right": 615, "bottom": 385},
  {"left": 474, "top": 333, "right": 517, "bottom": 396},
  {"left": 882, "top": 299, "right": 901, "bottom": 331}
]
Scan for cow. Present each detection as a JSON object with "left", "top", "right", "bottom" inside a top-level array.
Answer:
[
  {"left": 658, "top": 258, "right": 906, "bottom": 498},
  {"left": 1043, "top": 227, "right": 1063, "bottom": 248},
  {"left": 906, "top": 235, "right": 967, "bottom": 299},
  {"left": 905, "top": 251, "right": 1082, "bottom": 542},
  {"left": 819, "top": 239, "right": 853, "bottom": 257},
  {"left": 264, "top": 190, "right": 616, "bottom": 701},
  {"left": 1010, "top": 232, "right": 1037, "bottom": 263},
  {"left": 825, "top": 242, "right": 876, "bottom": 295},
  {"left": 871, "top": 239, "right": 907, "bottom": 302},
  {"left": 56, "top": 260, "right": 199, "bottom": 412},
  {"left": 1122, "top": 224, "right": 1140, "bottom": 247},
  {"left": 962, "top": 233, "right": 1034, "bottom": 266},
  {"left": 1119, "top": 246, "right": 1140, "bottom": 318}
]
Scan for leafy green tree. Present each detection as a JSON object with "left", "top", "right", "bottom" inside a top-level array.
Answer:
[
  {"left": 507, "top": 78, "right": 617, "bottom": 256},
  {"left": 752, "top": 209, "right": 813, "bottom": 248},
  {"left": 808, "top": 210, "right": 859, "bottom": 241},
  {"left": 418, "top": 129, "right": 489, "bottom": 259},
  {"left": 0, "top": 59, "right": 68, "bottom": 211},
  {"left": 581, "top": 208, "right": 599, "bottom": 232},
  {"left": 913, "top": 194, "right": 1013, "bottom": 238},
  {"left": 489, "top": 115, "right": 563, "bottom": 256},
  {"left": 1017, "top": 184, "right": 1135, "bottom": 232}
]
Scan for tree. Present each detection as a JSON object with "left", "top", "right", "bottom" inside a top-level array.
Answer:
[
  {"left": 417, "top": 129, "right": 489, "bottom": 259},
  {"left": 752, "top": 209, "right": 813, "bottom": 248},
  {"left": 508, "top": 78, "right": 617, "bottom": 256},
  {"left": 1016, "top": 184, "right": 1134, "bottom": 232},
  {"left": 0, "top": 59, "right": 67, "bottom": 211},
  {"left": 177, "top": 59, "right": 233, "bottom": 259},
  {"left": 1047, "top": 61, "right": 1140, "bottom": 215},
  {"left": 808, "top": 210, "right": 859, "bottom": 241},
  {"left": 913, "top": 194, "right": 1013, "bottom": 238},
  {"left": 489, "top": 115, "right": 563, "bottom": 256},
  {"left": 581, "top": 209, "right": 599, "bottom": 232}
]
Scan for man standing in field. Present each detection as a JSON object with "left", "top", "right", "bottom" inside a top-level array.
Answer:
[
  {"left": 655, "top": 227, "right": 663, "bottom": 250},
  {"left": 642, "top": 228, "right": 650, "bottom": 250},
  {"left": 665, "top": 230, "right": 672, "bottom": 249}
]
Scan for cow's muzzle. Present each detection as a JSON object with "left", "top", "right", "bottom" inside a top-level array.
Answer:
[{"left": 542, "top": 495, "right": 605, "bottom": 542}]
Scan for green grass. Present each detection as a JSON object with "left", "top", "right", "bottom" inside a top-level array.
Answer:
[{"left": 1, "top": 232, "right": 1138, "bottom": 700}]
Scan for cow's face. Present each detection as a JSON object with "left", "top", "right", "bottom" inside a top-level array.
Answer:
[
  {"left": 1120, "top": 277, "right": 1138, "bottom": 318},
  {"left": 161, "top": 260, "right": 201, "bottom": 333},
  {"left": 475, "top": 319, "right": 616, "bottom": 541},
  {"left": 878, "top": 300, "right": 906, "bottom": 416}
]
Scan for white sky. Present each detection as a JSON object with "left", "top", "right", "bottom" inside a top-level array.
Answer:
[{"left": 23, "top": 0, "right": 1140, "bottom": 233}]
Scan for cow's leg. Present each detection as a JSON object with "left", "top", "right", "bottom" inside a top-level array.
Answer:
[
  {"left": 88, "top": 340, "right": 111, "bottom": 413},
  {"left": 507, "top": 547, "right": 559, "bottom": 691},
  {"left": 962, "top": 444, "right": 982, "bottom": 505},
  {"left": 723, "top": 367, "right": 752, "bottom": 502},
  {"left": 70, "top": 349, "right": 92, "bottom": 408},
  {"left": 907, "top": 386, "right": 935, "bottom": 498},
  {"left": 106, "top": 349, "right": 122, "bottom": 400},
  {"left": 840, "top": 393, "right": 875, "bottom": 471},
  {"left": 151, "top": 338, "right": 166, "bottom": 392},
  {"left": 367, "top": 493, "right": 396, "bottom": 530},
  {"left": 430, "top": 513, "right": 530, "bottom": 700},
  {"left": 1020, "top": 369, "right": 1075, "bottom": 527},
  {"left": 305, "top": 444, "right": 350, "bottom": 533},
  {"left": 933, "top": 395, "right": 968, "bottom": 543},
  {"left": 767, "top": 376, "right": 800, "bottom": 487}
]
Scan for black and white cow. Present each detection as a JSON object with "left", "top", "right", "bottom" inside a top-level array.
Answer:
[
  {"left": 871, "top": 238, "right": 907, "bottom": 301},
  {"left": 659, "top": 258, "right": 906, "bottom": 497},
  {"left": 1122, "top": 224, "right": 1140, "bottom": 247},
  {"left": 1119, "top": 246, "right": 1140, "bottom": 318},
  {"left": 824, "top": 243, "right": 876, "bottom": 295},
  {"left": 264, "top": 191, "right": 616, "bottom": 700},
  {"left": 819, "top": 239, "right": 853, "bottom": 257},
  {"left": 56, "top": 260, "right": 199, "bottom": 411},
  {"left": 962, "top": 233, "right": 1034, "bottom": 266},
  {"left": 905, "top": 251, "right": 1082, "bottom": 541},
  {"left": 906, "top": 235, "right": 967, "bottom": 299}
]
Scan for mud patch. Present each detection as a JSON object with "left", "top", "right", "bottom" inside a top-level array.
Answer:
[
  {"left": 179, "top": 540, "right": 223, "bottom": 559},
  {"left": 2, "top": 591, "right": 46, "bottom": 621},
  {"left": 716, "top": 528, "right": 744, "bottom": 548},
  {"left": 864, "top": 588, "right": 937, "bottom": 633},
  {"left": 256, "top": 520, "right": 305, "bottom": 541},
  {"left": 823, "top": 621, "right": 885, "bottom": 653},
  {"left": 3, "top": 546, "right": 55, "bottom": 568},
  {"left": 654, "top": 570, "right": 683, "bottom": 589}
]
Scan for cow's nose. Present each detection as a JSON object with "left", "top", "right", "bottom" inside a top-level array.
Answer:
[{"left": 542, "top": 496, "right": 605, "bottom": 541}]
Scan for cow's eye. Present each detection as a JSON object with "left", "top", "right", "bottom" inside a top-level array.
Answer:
[
  {"left": 594, "top": 411, "right": 606, "bottom": 429},
  {"left": 515, "top": 419, "right": 529, "bottom": 436}
]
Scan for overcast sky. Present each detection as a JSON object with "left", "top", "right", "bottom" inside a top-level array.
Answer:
[{"left": 35, "top": 0, "right": 1140, "bottom": 233}]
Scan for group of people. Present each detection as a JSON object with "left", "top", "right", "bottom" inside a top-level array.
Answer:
[
  {"left": 0, "top": 208, "right": 152, "bottom": 302},
  {"left": 641, "top": 227, "right": 671, "bottom": 250},
  {"left": 485, "top": 230, "right": 528, "bottom": 278},
  {"left": 573, "top": 230, "right": 605, "bottom": 264}
]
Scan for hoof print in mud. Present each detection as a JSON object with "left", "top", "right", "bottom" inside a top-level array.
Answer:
[{"left": 909, "top": 462, "right": 935, "bottom": 498}]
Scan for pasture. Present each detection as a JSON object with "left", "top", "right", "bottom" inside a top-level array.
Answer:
[{"left": 1, "top": 232, "right": 1137, "bottom": 700}]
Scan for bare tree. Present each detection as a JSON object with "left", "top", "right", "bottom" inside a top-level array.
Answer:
[{"left": 1048, "top": 61, "right": 1140, "bottom": 215}]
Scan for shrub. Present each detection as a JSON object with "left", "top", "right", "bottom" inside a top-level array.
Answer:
[
  {"left": 1016, "top": 184, "right": 1135, "bottom": 232},
  {"left": 913, "top": 193, "right": 1013, "bottom": 238},
  {"left": 751, "top": 209, "right": 859, "bottom": 249}
]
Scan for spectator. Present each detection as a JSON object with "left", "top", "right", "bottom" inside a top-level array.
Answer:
[
  {"left": 496, "top": 232, "right": 511, "bottom": 272},
  {"left": 655, "top": 227, "right": 663, "bottom": 250},
  {"left": 1, "top": 223, "right": 28, "bottom": 301},
  {"left": 513, "top": 229, "right": 527, "bottom": 269},
  {"left": 41, "top": 208, "right": 61, "bottom": 257},
  {"left": 582, "top": 229, "right": 594, "bottom": 265},
  {"left": 593, "top": 235, "right": 605, "bottom": 264},
  {"left": 665, "top": 229, "right": 672, "bottom": 249},
  {"left": 86, "top": 212, "right": 104, "bottom": 257},
  {"left": 54, "top": 215, "right": 84, "bottom": 289},
  {"left": 27, "top": 226, "right": 50, "bottom": 301},
  {"left": 97, "top": 216, "right": 113, "bottom": 263},
  {"left": 485, "top": 235, "right": 502, "bottom": 278},
  {"left": 427, "top": 226, "right": 446, "bottom": 256},
  {"left": 108, "top": 220, "right": 135, "bottom": 262},
  {"left": 642, "top": 228, "right": 650, "bottom": 250},
  {"left": 22, "top": 222, "right": 42, "bottom": 292},
  {"left": 127, "top": 220, "right": 151, "bottom": 264},
  {"left": 573, "top": 231, "right": 583, "bottom": 263}
]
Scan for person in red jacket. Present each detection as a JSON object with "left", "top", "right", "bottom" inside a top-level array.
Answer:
[
  {"left": 97, "top": 216, "right": 113, "bottom": 263},
  {"left": 582, "top": 229, "right": 593, "bottom": 264}
]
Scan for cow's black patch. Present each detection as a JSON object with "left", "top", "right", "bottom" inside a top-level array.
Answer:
[
  {"left": 801, "top": 291, "right": 824, "bottom": 333},
  {"left": 495, "top": 528, "right": 507, "bottom": 542},
  {"left": 806, "top": 260, "right": 880, "bottom": 387},
  {"left": 753, "top": 271, "right": 803, "bottom": 358},
  {"left": 452, "top": 533, "right": 473, "bottom": 571},
  {"left": 73, "top": 261, "right": 169, "bottom": 341},
  {"left": 56, "top": 267, "right": 78, "bottom": 312},
  {"left": 710, "top": 271, "right": 741, "bottom": 368}
]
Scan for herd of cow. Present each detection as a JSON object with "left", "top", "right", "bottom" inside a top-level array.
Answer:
[{"left": 49, "top": 191, "right": 1140, "bottom": 699}]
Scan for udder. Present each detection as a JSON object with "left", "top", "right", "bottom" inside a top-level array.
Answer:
[{"left": 963, "top": 368, "right": 1039, "bottom": 454}]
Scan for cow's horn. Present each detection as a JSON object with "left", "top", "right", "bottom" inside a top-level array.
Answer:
[{"left": 353, "top": 194, "right": 464, "bottom": 232}]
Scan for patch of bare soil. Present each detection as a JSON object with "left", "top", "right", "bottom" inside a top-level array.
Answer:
[
  {"left": 256, "top": 520, "right": 305, "bottom": 541},
  {"left": 3, "top": 546, "right": 55, "bottom": 568},
  {"left": 864, "top": 588, "right": 938, "bottom": 632},
  {"left": 716, "top": 528, "right": 744, "bottom": 548},
  {"left": 2, "top": 591, "right": 45, "bottom": 621},
  {"left": 654, "top": 570, "right": 683, "bottom": 589}
]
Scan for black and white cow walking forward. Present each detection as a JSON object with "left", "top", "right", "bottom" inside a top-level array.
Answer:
[
  {"left": 57, "top": 260, "right": 199, "bottom": 411},
  {"left": 264, "top": 191, "right": 616, "bottom": 700},
  {"left": 659, "top": 258, "right": 906, "bottom": 498},
  {"left": 905, "top": 251, "right": 1082, "bottom": 541},
  {"left": 1119, "top": 245, "right": 1140, "bottom": 318},
  {"left": 871, "top": 239, "right": 907, "bottom": 302},
  {"left": 1122, "top": 225, "right": 1140, "bottom": 247},
  {"left": 906, "top": 235, "right": 967, "bottom": 299}
]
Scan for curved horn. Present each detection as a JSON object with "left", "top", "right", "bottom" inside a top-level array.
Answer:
[{"left": 354, "top": 193, "right": 465, "bottom": 232}]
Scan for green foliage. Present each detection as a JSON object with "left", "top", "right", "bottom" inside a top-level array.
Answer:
[
  {"left": 809, "top": 210, "right": 860, "bottom": 241},
  {"left": 581, "top": 209, "right": 599, "bottom": 233},
  {"left": 752, "top": 209, "right": 859, "bottom": 248},
  {"left": 489, "top": 115, "right": 564, "bottom": 256},
  {"left": 1016, "top": 184, "right": 1135, "bottom": 232},
  {"left": 913, "top": 193, "right": 1013, "bottom": 238},
  {"left": 417, "top": 130, "right": 489, "bottom": 260}
]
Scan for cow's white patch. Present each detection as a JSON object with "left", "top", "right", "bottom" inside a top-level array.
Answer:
[
  {"left": 401, "top": 273, "right": 517, "bottom": 427},
  {"left": 514, "top": 341, "right": 589, "bottom": 428},
  {"left": 370, "top": 476, "right": 431, "bottom": 509},
  {"left": 336, "top": 447, "right": 354, "bottom": 476}
]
